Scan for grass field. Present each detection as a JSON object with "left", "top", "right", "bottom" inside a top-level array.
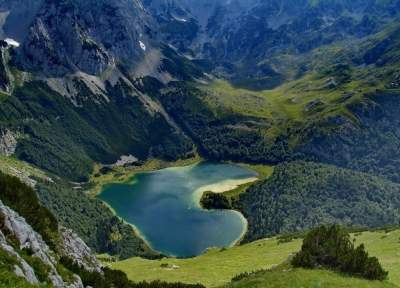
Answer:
[
  {"left": 224, "top": 267, "right": 398, "bottom": 288},
  {"left": 197, "top": 77, "right": 367, "bottom": 146},
  {"left": 110, "top": 237, "right": 302, "bottom": 287},
  {"left": 354, "top": 230, "right": 400, "bottom": 285},
  {"left": 200, "top": 76, "right": 366, "bottom": 123},
  {"left": 110, "top": 229, "right": 400, "bottom": 288}
]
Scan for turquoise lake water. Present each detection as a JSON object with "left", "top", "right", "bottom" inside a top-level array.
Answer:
[{"left": 98, "top": 162, "right": 257, "bottom": 257}]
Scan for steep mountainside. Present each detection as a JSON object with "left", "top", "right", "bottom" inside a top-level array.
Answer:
[
  {"left": 147, "top": 0, "right": 400, "bottom": 86},
  {"left": 151, "top": 23, "right": 400, "bottom": 183},
  {"left": 0, "top": 0, "right": 397, "bottom": 182},
  {"left": 18, "top": 0, "right": 151, "bottom": 76},
  {"left": 0, "top": 0, "right": 44, "bottom": 41},
  {"left": 0, "top": 0, "right": 200, "bottom": 181},
  {"left": 237, "top": 161, "right": 400, "bottom": 242},
  {"left": 0, "top": 0, "right": 203, "bottom": 267},
  {"left": 0, "top": 172, "right": 100, "bottom": 287},
  {"left": 0, "top": 172, "right": 206, "bottom": 287}
]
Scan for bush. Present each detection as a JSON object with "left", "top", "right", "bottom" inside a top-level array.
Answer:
[{"left": 292, "top": 225, "right": 388, "bottom": 280}]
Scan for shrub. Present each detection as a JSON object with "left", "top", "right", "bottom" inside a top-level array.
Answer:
[{"left": 292, "top": 225, "right": 388, "bottom": 280}]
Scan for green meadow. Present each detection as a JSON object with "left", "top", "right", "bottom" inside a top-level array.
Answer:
[{"left": 110, "top": 229, "right": 400, "bottom": 288}]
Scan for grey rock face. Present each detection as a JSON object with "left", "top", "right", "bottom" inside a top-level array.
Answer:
[
  {"left": 60, "top": 226, "right": 103, "bottom": 273},
  {"left": 0, "top": 230, "right": 39, "bottom": 285},
  {"left": 68, "top": 275, "right": 85, "bottom": 288},
  {"left": 0, "top": 40, "right": 14, "bottom": 93},
  {"left": 21, "top": 10, "right": 112, "bottom": 76},
  {"left": 0, "top": 201, "right": 56, "bottom": 267},
  {"left": 0, "top": 129, "right": 17, "bottom": 156},
  {"left": 0, "top": 200, "right": 83, "bottom": 287},
  {"left": 19, "top": 0, "right": 153, "bottom": 77}
]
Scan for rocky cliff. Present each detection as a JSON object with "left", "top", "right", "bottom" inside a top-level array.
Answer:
[
  {"left": 0, "top": 200, "right": 89, "bottom": 287},
  {"left": 16, "top": 0, "right": 152, "bottom": 77}
]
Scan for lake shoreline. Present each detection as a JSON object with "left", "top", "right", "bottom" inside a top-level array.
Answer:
[
  {"left": 193, "top": 177, "right": 259, "bottom": 249},
  {"left": 88, "top": 155, "right": 203, "bottom": 197},
  {"left": 95, "top": 196, "right": 161, "bottom": 258},
  {"left": 96, "top": 161, "right": 259, "bottom": 258}
]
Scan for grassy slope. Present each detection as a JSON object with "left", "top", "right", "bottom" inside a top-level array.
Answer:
[
  {"left": 0, "top": 268, "right": 49, "bottom": 288},
  {"left": 198, "top": 73, "right": 368, "bottom": 145},
  {"left": 111, "top": 237, "right": 302, "bottom": 287},
  {"left": 0, "top": 156, "right": 50, "bottom": 182},
  {"left": 354, "top": 230, "right": 400, "bottom": 285},
  {"left": 111, "top": 229, "right": 400, "bottom": 287},
  {"left": 224, "top": 267, "right": 398, "bottom": 288},
  {"left": 196, "top": 24, "right": 400, "bottom": 147}
]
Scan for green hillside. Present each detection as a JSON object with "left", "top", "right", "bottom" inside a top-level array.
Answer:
[
  {"left": 0, "top": 156, "right": 158, "bottom": 260},
  {"left": 110, "top": 229, "right": 400, "bottom": 287},
  {"left": 111, "top": 236, "right": 302, "bottom": 287},
  {"left": 223, "top": 267, "right": 398, "bottom": 288},
  {"left": 355, "top": 230, "right": 400, "bottom": 285},
  {"left": 238, "top": 161, "right": 400, "bottom": 243},
  {"left": 155, "top": 24, "right": 400, "bottom": 182}
]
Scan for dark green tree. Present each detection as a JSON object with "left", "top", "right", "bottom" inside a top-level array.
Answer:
[{"left": 292, "top": 225, "right": 388, "bottom": 281}]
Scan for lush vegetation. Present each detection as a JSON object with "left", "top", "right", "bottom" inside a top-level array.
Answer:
[
  {"left": 224, "top": 267, "right": 397, "bottom": 288},
  {"left": 111, "top": 228, "right": 400, "bottom": 287},
  {"left": 157, "top": 82, "right": 291, "bottom": 164},
  {"left": 0, "top": 155, "right": 156, "bottom": 260},
  {"left": 36, "top": 178, "right": 159, "bottom": 259},
  {"left": 292, "top": 225, "right": 388, "bottom": 280},
  {"left": 218, "top": 164, "right": 274, "bottom": 202},
  {"left": 238, "top": 161, "right": 400, "bottom": 242},
  {"left": 0, "top": 268, "right": 49, "bottom": 288},
  {"left": 0, "top": 248, "right": 47, "bottom": 288},
  {"left": 0, "top": 81, "right": 193, "bottom": 181},
  {"left": 200, "top": 191, "right": 231, "bottom": 210},
  {"left": 61, "top": 256, "right": 205, "bottom": 288},
  {"left": 0, "top": 174, "right": 74, "bottom": 286},
  {"left": 0, "top": 172, "right": 59, "bottom": 248},
  {"left": 151, "top": 24, "right": 400, "bottom": 185},
  {"left": 111, "top": 235, "right": 302, "bottom": 287},
  {"left": 354, "top": 229, "right": 400, "bottom": 285}
]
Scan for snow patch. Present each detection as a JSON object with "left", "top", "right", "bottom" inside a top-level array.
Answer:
[
  {"left": 139, "top": 40, "right": 146, "bottom": 51},
  {"left": 4, "top": 38, "right": 20, "bottom": 47},
  {"left": 173, "top": 16, "right": 187, "bottom": 22}
]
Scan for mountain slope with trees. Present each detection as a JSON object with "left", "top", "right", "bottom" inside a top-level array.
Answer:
[{"left": 237, "top": 161, "right": 400, "bottom": 242}]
